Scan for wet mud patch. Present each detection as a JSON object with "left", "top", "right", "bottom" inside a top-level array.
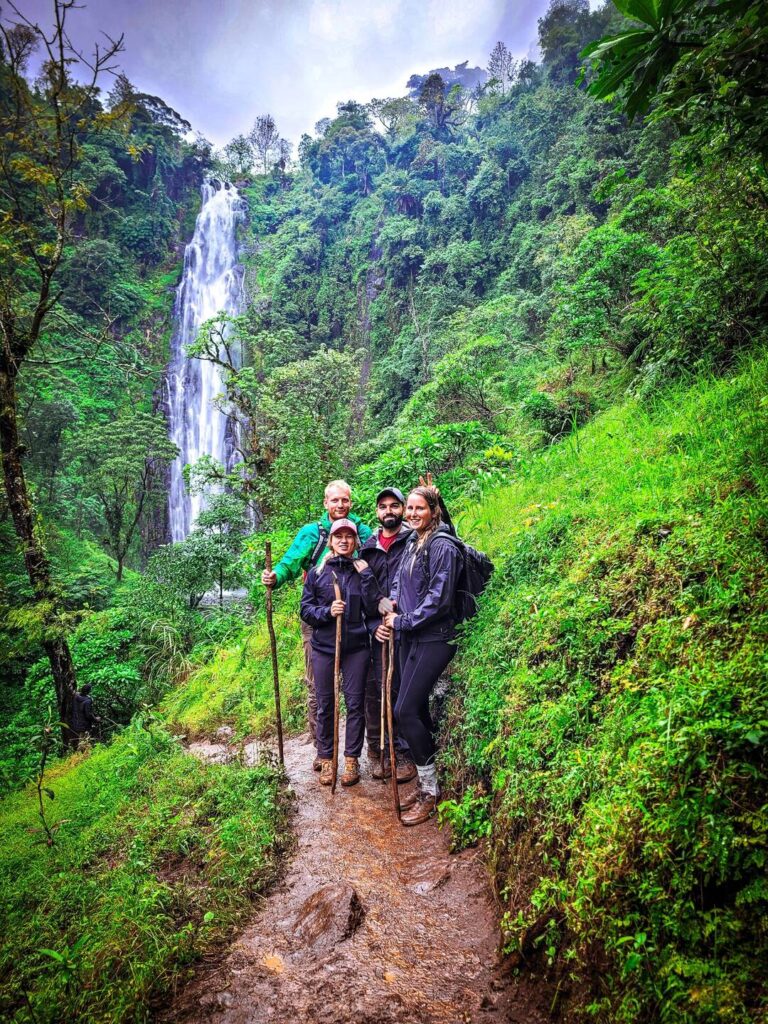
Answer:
[{"left": 164, "top": 733, "right": 553, "bottom": 1024}]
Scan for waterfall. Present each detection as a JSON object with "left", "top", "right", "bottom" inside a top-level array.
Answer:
[{"left": 166, "top": 178, "right": 246, "bottom": 542}]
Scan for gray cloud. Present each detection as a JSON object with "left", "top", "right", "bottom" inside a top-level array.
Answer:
[{"left": 14, "top": 0, "right": 551, "bottom": 148}]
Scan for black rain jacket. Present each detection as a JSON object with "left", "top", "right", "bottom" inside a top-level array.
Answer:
[
  {"left": 391, "top": 525, "right": 461, "bottom": 642},
  {"left": 71, "top": 693, "right": 94, "bottom": 733},
  {"left": 300, "top": 556, "right": 381, "bottom": 655},
  {"left": 359, "top": 525, "right": 412, "bottom": 609}
]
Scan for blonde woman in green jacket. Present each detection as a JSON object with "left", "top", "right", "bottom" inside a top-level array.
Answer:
[{"left": 261, "top": 480, "right": 372, "bottom": 764}]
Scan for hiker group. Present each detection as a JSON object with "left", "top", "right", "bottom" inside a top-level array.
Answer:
[{"left": 261, "top": 479, "right": 492, "bottom": 827}]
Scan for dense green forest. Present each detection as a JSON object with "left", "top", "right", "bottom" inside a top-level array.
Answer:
[{"left": 1, "top": 0, "right": 766, "bottom": 1020}]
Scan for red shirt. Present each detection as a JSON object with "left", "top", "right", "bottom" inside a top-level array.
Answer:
[{"left": 378, "top": 532, "right": 397, "bottom": 552}]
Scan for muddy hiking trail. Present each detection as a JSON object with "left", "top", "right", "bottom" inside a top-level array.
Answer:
[{"left": 163, "top": 730, "right": 552, "bottom": 1024}]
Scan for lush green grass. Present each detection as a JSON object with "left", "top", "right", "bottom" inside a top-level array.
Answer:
[
  {"left": 161, "top": 597, "right": 306, "bottom": 739},
  {"left": 6, "top": 351, "right": 763, "bottom": 1024},
  {"left": 440, "top": 354, "right": 768, "bottom": 1022},
  {"left": 0, "top": 722, "right": 289, "bottom": 1023}
]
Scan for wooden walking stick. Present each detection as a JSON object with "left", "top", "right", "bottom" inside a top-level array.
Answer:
[
  {"left": 264, "top": 542, "right": 284, "bottom": 766},
  {"left": 379, "top": 639, "right": 387, "bottom": 781},
  {"left": 385, "top": 629, "right": 400, "bottom": 822},
  {"left": 331, "top": 572, "right": 343, "bottom": 794}
]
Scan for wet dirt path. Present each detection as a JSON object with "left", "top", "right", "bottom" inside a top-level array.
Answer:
[{"left": 165, "top": 732, "right": 544, "bottom": 1024}]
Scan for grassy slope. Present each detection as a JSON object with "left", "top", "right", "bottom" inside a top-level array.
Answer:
[
  {"left": 7, "top": 355, "right": 763, "bottom": 1023},
  {"left": 442, "top": 354, "right": 768, "bottom": 1021},
  {"left": 163, "top": 351, "right": 767, "bottom": 1022},
  {"left": 161, "top": 597, "right": 306, "bottom": 739},
  {"left": 163, "top": 350, "right": 768, "bottom": 1015},
  {"left": 0, "top": 723, "right": 289, "bottom": 1023},
  {"left": 0, "top": 528, "right": 308, "bottom": 1021}
]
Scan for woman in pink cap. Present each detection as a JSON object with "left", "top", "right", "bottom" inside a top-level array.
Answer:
[{"left": 300, "top": 518, "right": 381, "bottom": 786}]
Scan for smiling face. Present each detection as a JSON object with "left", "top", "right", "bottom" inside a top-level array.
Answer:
[
  {"left": 329, "top": 528, "right": 356, "bottom": 557},
  {"left": 377, "top": 496, "right": 404, "bottom": 532},
  {"left": 324, "top": 485, "right": 352, "bottom": 521},
  {"left": 405, "top": 492, "right": 434, "bottom": 534}
]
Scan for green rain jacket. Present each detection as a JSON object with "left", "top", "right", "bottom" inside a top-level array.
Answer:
[{"left": 272, "top": 511, "right": 372, "bottom": 588}]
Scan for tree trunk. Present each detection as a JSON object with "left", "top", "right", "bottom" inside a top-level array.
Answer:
[{"left": 0, "top": 369, "right": 77, "bottom": 745}]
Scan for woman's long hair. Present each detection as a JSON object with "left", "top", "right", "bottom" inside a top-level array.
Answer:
[{"left": 408, "top": 486, "right": 443, "bottom": 549}]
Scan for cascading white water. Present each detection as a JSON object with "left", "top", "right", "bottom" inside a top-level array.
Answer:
[{"left": 166, "top": 178, "right": 246, "bottom": 541}]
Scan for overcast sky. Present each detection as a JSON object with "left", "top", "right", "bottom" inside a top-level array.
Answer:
[{"left": 15, "top": 0, "right": 552, "bottom": 150}]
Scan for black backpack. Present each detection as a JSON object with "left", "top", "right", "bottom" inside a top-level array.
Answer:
[{"left": 422, "top": 531, "right": 494, "bottom": 624}]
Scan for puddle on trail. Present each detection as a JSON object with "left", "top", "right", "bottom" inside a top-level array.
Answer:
[{"left": 166, "top": 733, "right": 548, "bottom": 1024}]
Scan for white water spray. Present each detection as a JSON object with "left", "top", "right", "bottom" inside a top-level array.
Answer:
[{"left": 166, "top": 178, "right": 246, "bottom": 541}]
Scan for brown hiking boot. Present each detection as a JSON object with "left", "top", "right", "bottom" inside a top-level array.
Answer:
[
  {"left": 401, "top": 792, "right": 438, "bottom": 826},
  {"left": 399, "top": 787, "right": 421, "bottom": 812},
  {"left": 373, "top": 759, "right": 417, "bottom": 784},
  {"left": 340, "top": 756, "right": 360, "bottom": 787},
  {"left": 313, "top": 755, "right": 323, "bottom": 772},
  {"left": 318, "top": 759, "right": 334, "bottom": 786}
]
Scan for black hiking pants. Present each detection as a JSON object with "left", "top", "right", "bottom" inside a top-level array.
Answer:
[
  {"left": 370, "top": 640, "right": 412, "bottom": 759},
  {"left": 364, "top": 656, "right": 380, "bottom": 755},
  {"left": 312, "top": 646, "right": 369, "bottom": 760},
  {"left": 394, "top": 637, "right": 456, "bottom": 767}
]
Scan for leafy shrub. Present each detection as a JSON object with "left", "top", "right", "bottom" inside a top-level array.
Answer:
[
  {"left": 0, "top": 724, "right": 288, "bottom": 1023},
  {"left": 522, "top": 388, "right": 593, "bottom": 441},
  {"left": 438, "top": 787, "right": 492, "bottom": 851},
  {"left": 352, "top": 421, "right": 504, "bottom": 512}
]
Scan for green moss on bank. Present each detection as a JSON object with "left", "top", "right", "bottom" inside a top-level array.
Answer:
[
  {"left": 0, "top": 723, "right": 289, "bottom": 1023},
  {"left": 442, "top": 355, "right": 768, "bottom": 1022}
]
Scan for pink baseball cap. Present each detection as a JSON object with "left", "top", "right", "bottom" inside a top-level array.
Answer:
[{"left": 329, "top": 518, "right": 359, "bottom": 538}]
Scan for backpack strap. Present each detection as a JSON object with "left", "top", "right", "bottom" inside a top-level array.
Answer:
[
  {"left": 420, "top": 530, "right": 464, "bottom": 580},
  {"left": 308, "top": 523, "right": 330, "bottom": 569}
]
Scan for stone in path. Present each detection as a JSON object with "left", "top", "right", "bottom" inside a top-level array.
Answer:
[{"left": 165, "top": 733, "right": 548, "bottom": 1024}]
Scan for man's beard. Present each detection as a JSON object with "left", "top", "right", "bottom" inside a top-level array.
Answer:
[{"left": 381, "top": 514, "right": 402, "bottom": 530}]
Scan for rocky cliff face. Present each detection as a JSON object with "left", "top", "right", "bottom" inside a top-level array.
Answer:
[{"left": 406, "top": 60, "right": 488, "bottom": 95}]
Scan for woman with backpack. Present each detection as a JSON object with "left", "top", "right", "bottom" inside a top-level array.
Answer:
[
  {"left": 382, "top": 485, "right": 462, "bottom": 825},
  {"left": 301, "top": 518, "right": 381, "bottom": 788}
]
